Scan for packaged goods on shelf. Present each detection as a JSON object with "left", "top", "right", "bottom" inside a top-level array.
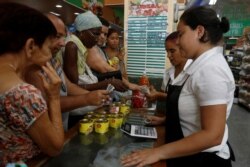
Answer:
[{"left": 238, "top": 45, "right": 250, "bottom": 110}]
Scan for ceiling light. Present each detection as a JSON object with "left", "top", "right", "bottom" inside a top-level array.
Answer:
[
  {"left": 209, "top": 0, "right": 217, "bottom": 5},
  {"left": 74, "top": 12, "right": 79, "bottom": 15},
  {"left": 50, "top": 11, "right": 60, "bottom": 16},
  {"left": 56, "top": 4, "right": 63, "bottom": 8}
]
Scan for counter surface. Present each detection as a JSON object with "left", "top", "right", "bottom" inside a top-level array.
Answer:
[{"left": 26, "top": 109, "right": 166, "bottom": 167}]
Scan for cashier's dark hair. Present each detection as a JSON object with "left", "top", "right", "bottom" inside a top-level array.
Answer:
[
  {"left": 0, "top": 2, "right": 57, "bottom": 55},
  {"left": 180, "top": 6, "right": 229, "bottom": 45}
]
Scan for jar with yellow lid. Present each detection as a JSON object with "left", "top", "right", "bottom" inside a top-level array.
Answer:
[
  {"left": 79, "top": 118, "right": 94, "bottom": 135},
  {"left": 94, "top": 118, "right": 109, "bottom": 134}
]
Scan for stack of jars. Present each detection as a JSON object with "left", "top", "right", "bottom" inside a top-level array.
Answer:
[{"left": 79, "top": 103, "right": 130, "bottom": 135}]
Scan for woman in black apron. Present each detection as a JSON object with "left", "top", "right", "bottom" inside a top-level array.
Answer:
[
  {"left": 165, "top": 75, "right": 234, "bottom": 167},
  {"left": 121, "top": 6, "right": 235, "bottom": 167},
  {"left": 143, "top": 31, "right": 191, "bottom": 113}
]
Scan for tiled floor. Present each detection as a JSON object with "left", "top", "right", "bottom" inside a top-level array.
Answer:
[{"left": 228, "top": 104, "right": 250, "bottom": 167}]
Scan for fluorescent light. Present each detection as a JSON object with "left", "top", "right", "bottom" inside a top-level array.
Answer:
[
  {"left": 209, "top": 0, "right": 217, "bottom": 5},
  {"left": 74, "top": 12, "right": 79, "bottom": 15},
  {"left": 56, "top": 4, "right": 63, "bottom": 8},
  {"left": 50, "top": 11, "right": 60, "bottom": 16}
]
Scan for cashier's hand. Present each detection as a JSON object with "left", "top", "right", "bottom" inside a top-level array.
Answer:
[
  {"left": 144, "top": 115, "right": 166, "bottom": 125},
  {"left": 121, "top": 148, "right": 161, "bottom": 167},
  {"left": 86, "top": 90, "right": 110, "bottom": 106}
]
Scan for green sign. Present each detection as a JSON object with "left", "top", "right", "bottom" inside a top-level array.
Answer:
[
  {"left": 225, "top": 20, "right": 250, "bottom": 37},
  {"left": 222, "top": 4, "right": 250, "bottom": 37}
]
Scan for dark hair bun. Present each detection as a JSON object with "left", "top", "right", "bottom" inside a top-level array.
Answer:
[{"left": 220, "top": 17, "right": 230, "bottom": 33}]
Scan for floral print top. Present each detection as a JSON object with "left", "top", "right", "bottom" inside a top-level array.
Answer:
[{"left": 0, "top": 83, "right": 47, "bottom": 166}]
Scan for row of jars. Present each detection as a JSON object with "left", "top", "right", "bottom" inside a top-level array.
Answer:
[{"left": 79, "top": 108, "right": 129, "bottom": 135}]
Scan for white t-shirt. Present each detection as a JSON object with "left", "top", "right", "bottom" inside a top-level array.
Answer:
[
  {"left": 178, "top": 46, "right": 235, "bottom": 159},
  {"left": 161, "top": 59, "right": 193, "bottom": 92}
]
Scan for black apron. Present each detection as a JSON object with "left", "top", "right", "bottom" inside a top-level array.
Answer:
[{"left": 165, "top": 78, "right": 234, "bottom": 167}]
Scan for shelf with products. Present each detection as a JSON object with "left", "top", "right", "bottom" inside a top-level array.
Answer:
[
  {"left": 226, "top": 48, "right": 244, "bottom": 100},
  {"left": 238, "top": 45, "right": 250, "bottom": 111}
]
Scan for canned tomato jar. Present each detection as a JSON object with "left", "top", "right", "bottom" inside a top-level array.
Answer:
[
  {"left": 109, "top": 113, "right": 123, "bottom": 129},
  {"left": 84, "top": 114, "right": 96, "bottom": 121},
  {"left": 120, "top": 104, "right": 130, "bottom": 115},
  {"left": 109, "top": 103, "right": 120, "bottom": 114},
  {"left": 95, "top": 114, "right": 107, "bottom": 121},
  {"left": 79, "top": 118, "right": 94, "bottom": 135},
  {"left": 87, "top": 111, "right": 94, "bottom": 115},
  {"left": 94, "top": 118, "right": 109, "bottom": 134},
  {"left": 97, "top": 110, "right": 107, "bottom": 115}
]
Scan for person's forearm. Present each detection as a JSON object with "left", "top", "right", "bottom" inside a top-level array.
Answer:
[
  {"left": 66, "top": 76, "right": 89, "bottom": 95},
  {"left": 80, "top": 80, "right": 109, "bottom": 91},
  {"left": 156, "top": 92, "right": 167, "bottom": 101},
  {"left": 122, "top": 78, "right": 141, "bottom": 91},
  {"left": 156, "top": 130, "right": 221, "bottom": 161},
  {"left": 94, "top": 64, "right": 116, "bottom": 73},
  {"left": 48, "top": 96, "right": 64, "bottom": 139},
  {"left": 67, "top": 83, "right": 89, "bottom": 95},
  {"left": 60, "top": 95, "right": 92, "bottom": 112},
  {"left": 157, "top": 105, "right": 226, "bottom": 160},
  {"left": 87, "top": 46, "right": 116, "bottom": 73}
]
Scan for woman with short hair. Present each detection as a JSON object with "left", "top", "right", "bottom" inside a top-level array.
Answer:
[{"left": 0, "top": 3, "right": 64, "bottom": 165}]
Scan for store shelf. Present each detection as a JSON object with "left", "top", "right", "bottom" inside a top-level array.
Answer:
[
  {"left": 237, "top": 45, "right": 250, "bottom": 111},
  {"left": 227, "top": 51, "right": 244, "bottom": 87}
]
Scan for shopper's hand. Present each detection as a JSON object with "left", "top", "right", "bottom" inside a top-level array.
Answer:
[
  {"left": 39, "top": 62, "right": 61, "bottom": 99},
  {"left": 112, "top": 63, "right": 119, "bottom": 70},
  {"left": 145, "top": 85, "right": 158, "bottom": 102},
  {"left": 109, "top": 78, "right": 128, "bottom": 92},
  {"left": 86, "top": 90, "right": 110, "bottom": 106},
  {"left": 121, "top": 148, "right": 161, "bottom": 167}
]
